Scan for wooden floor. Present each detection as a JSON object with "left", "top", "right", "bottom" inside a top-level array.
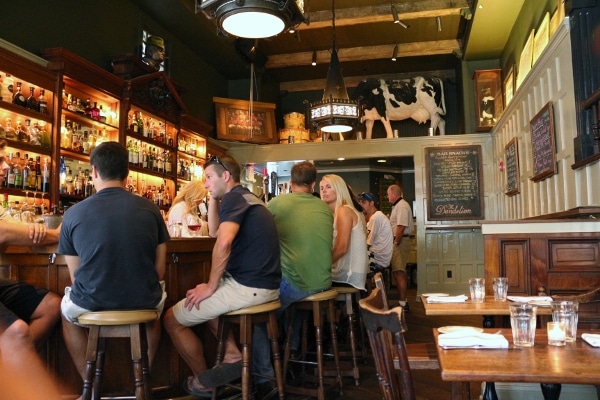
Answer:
[{"left": 285, "top": 285, "right": 484, "bottom": 400}]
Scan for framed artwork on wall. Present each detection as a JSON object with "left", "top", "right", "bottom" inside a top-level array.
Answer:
[
  {"left": 503, "top": 66, "right": 515, "bottom": 107},
  {"left": 474, "top": 69, "right": 504, "bottom": 132},
  {"left": 530, "top": 102, "right": 557, "bottom": 182},
  {"left": 213, "top": 97, "right": 277, "bottom": 144}
]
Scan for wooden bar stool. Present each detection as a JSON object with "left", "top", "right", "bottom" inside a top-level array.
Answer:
[
  {"left": 76, "top": 309, "right": 160, "bottom": 400},
  {"left": 331, "top": 286, "right": 362, "bottom": 385},
  {"left": 212, "top": 300, "right": 285, "bottom": 400},
  {"left": 283, "top": 289, "right": 343, "bottom": 400}
]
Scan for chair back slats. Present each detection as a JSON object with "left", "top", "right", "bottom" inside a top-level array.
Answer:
[{"left": 359, "top": 287, "right": 416, "bottom": 400}]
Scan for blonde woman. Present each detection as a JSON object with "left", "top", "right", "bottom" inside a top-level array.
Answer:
[
  {"left": 167, "top": 181, "right": 208, "bottom": 237},
  {"left": 319, "top": 174, "right": 368, "bottom": 290}
]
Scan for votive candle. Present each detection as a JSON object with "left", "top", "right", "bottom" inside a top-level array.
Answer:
[{"left": 547, "top": 322, "right": 566, "bottom": 346}]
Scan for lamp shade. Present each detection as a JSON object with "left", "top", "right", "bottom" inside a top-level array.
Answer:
[{"left": 198, "top": 0, "right": 306, "bottom": 39}]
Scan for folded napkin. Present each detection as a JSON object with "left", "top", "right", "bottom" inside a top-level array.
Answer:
[
  {"left": 582, "top": 333, "right": 600, "bottom": 347},
  {"left": 438, "top": 331, "right": 509, "bottom": 349},
  {"left": 427, "top": 295, "right": 468, "bottom": 303},
  {"left": 507, "top": 296, "right": 554, "bottom": 303}
]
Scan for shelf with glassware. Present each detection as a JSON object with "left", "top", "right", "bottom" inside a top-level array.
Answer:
[
  {"left": 177, "top": 128, "right": 207, "bottom": 185},
  {"left": 0, "top": 65, "right": 55, "bottom": 215}
]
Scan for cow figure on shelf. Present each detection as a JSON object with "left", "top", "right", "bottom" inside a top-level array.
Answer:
[{"left": 354, "top": 76, "right": 446, "bottom": 139}]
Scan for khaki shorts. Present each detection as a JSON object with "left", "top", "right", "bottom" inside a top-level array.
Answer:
[
  {"left": 173, "top": 275, "right": 279, "bottom": 327},
  {"left": 61, "top": 281, "right": 167, "bottom": 326},
  {"left": 391, "top": 239, "right": 411, "bottom": 273}
]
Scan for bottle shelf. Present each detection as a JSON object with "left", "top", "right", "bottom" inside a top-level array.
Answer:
[
  {"left": 129, "top": 164, "right": 175, "bottom": 180},
  {"left": 61, "top": 108, "right": 118, "bottom": 130},
  {"left": 4, "top": 138, "right": 52, "bottom": 155},
  {"left": 0, "top": 100, "right": 53, "bottom": 123},
  {"left": 127, "top": 131, "right": 176, "bottom": 151}
]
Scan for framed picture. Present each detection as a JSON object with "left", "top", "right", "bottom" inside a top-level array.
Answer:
[
  {"left": 213, "top": 97, "right": 277, "bottom": 144},
  {"left": 505, "top": 137, "right": 520, "bottom": 196},
  {"left": 532, "top": 12, "right": 550, "bottom": 65},
  {"left": 474, "top": 69, "right": 504, "bottom": 132},
  {"left": 517, "top": 29, "right": 535, "bottom": 89},
  {"left": 503, "top": 66, "right": 515, "bottom": 107},
  {"left": 530, "top": 102, "right": 557, "bottom": 182}
]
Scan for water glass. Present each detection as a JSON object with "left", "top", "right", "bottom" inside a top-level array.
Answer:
[
  {"left": 492, "top": 277, "right": 508, "bottom": 302},
  {"left": 551, "top": 300, "right": 579, "bottom": 342},
  {"left": 469, "top": 278, "right": 486, "bottom": 303},
  {"left": 169, "top": 221, "right": 182, "bottom": 238},
  {"left": 509, "top": 303, "right": 537, "bottom": 347}
]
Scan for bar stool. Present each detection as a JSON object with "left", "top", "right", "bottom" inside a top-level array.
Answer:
[
  {"left": 283, "top": 289, "right": 343, "bottom": 400},
  {"left": 76, "top": 309, "right": 160, "bottom": 400},
  {"left": 332, "top": 286, "right": 362, "bottom": 385},
  {"left": 212, "top": 300, "right": 285, "bottom": 400}
]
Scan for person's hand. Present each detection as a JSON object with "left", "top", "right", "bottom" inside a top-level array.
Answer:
[
  {"left": 28, "top": 223, "right": 47, "bottom": 244},
  {"left": 184, "top": 283, "right": 213, "bottom": 311}
]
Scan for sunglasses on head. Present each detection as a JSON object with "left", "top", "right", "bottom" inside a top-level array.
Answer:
[{"left": 208, "top": 155, "right": 230, "bottom": 174}]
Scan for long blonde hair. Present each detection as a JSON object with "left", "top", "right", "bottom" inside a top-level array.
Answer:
[
  {"left": 171, "top": 180, "right": 207, "bottom": 214},
  {"left": 321, "top": 174, "right": 357, "bottom": 212}
]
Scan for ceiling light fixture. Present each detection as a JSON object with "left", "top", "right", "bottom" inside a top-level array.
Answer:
[
  {"left": 436, "top": 16, "right": 442, "bottom": 32},
  {"left": 309, "top": 0, "right": 359, "bottom": 134},
  {"left": 391, "top": 44, "right": 398, "bottom": 61},
  {"left": 391, "top": 3, "right": 409, "bottom": 28},
  {"left": 197, "top": 0, "right": 307, "bottom": 39},
  {"left": 312, "top": 50, "right": 317, "bottom": 66}
]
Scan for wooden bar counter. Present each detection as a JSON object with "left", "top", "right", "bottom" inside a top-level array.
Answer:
[{"left": 0, "top": 237, "right": 215, "bottom": 398}]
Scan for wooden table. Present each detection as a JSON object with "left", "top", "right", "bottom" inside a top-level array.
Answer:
[
  {"left": 421, "top": 295, "right": 552, "bottom": 327},
  {"left": 434, "top": 328, "right": 600, "bottom": 400}
]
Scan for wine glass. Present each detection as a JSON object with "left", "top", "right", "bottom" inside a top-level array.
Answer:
[{"left": 184, "top": 214, "right": 202, "bottom": 237}]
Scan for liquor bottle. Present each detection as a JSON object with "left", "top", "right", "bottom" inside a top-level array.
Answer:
[
  {"left": 12, "top": 82, "right": 26, "bottom": 107},
  {"left": 82, "top": 131, "right": 90, "bottom": 154},
  {"left": 91, "top": 102, "right": 100, "bottom": 121},
  {"left": 141, "top": 144, "right": 148, "bottom": 169},
  {"left": 21, "top": 154, "right": 30, "bottom": 190},
  {"left": 84, "top": 98, "right": 92, "bottom": 118},
  {"left": 2, "top": 73, "right": 14, "bottom": 102},
  {"left": 29, "top": 121, "right": 42, "bottom": 146},
  {"left": 67, "top": 96, "right": 77, "bottom": 112},
  {"left": 99, "top": 105, "right": 107, "bottom": 123},
  {"left": 27, "top": 158, "right": 37, "bottom": 190},
  {"left": 35, "top": 156, "right": 43, "bottom": 192},
  {"left": 13, "top": 152, "right": 22, "bottom": 189},
  {"left": 84, "top": 174, "right": 93, "bottom": 198},
  {"left": 127, "top": 140, "right": 134, "bottom": 164},
  {"left": 59, "top": 156, "right": 66, "bottom": 194},
  {"left": 62, "top": 88, "right": 69, "bottom": 109},
  {"left": 4, "top": 118, "right": 17, "bottom": 140},
  {"left": 130, "top": 111, "right": 138, "bottom": 133},
  {"left": 76, "top": 98, "right": 85, "bottom": 114},
  {"left": 2, "top": 193, "right": 8, "bottom": 209},
  {"left": 165, "top": 151, "right": 172, "bottom": 174},
  {"left": 137, "top": 111, "right": 144, "bottom": 136},
  {"left": 42, "top": 157, "right": 50, "bottom": 193},
  {"left": 38, "top": 89, "right": 48, "bottom": 115},
  {"left": 26, "top": 87, "right": 38, "bottom": 111},
  {"left": 65, "top": 167, "right": 74, "bottom": 195},
  {"left": 16, "top": 119, "right": 29, "bottom": 143},
  {"left": 132, "top": 141, "right": 140, "bottom": 165},
  {"left": 6, "top": 153, "right": 15, "bottom": 188}
]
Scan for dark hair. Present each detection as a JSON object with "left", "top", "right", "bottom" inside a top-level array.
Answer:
[
  {"left": 346, "top": 183, "right": 363, "bottom": 213},
  {"left": 90, "top": 142, "right": 129, "bottom": 181},
  {"left": 205, "top": 154, "right": 241, "bottom": 182},
  {"left": 291, "top": 161, "right": 317, "bottom": 187}
]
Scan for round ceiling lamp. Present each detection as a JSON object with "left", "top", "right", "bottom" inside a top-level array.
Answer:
[{"left": 198, "top": 0, "right": 307, "bottom": 39}]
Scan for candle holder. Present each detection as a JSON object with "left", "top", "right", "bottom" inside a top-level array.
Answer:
[{"left": 547, "top": 322, "right": 566, "bottom": 346}]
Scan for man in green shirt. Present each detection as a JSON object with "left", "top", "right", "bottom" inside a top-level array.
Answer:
[{"left": 252, "top": 161, "right": 333, "bottom": 397}]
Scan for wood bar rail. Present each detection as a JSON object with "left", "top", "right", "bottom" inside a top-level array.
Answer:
[{"left": 0, "top": 237, "right": 215, "bottom": 398}]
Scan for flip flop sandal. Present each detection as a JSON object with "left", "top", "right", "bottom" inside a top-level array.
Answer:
[
  {"left": 181, "top": 376, "right": 220, "bottom": 398},
  {"left": 198, "top": 360, "right": 242, "bottom": 388}
]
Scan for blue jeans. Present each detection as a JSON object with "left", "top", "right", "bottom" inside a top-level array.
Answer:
[{"left": 252, "top": 277, "right": 327, "bottom": 384}]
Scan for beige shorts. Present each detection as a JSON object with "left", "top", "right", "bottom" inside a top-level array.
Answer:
[
  {"left": 61, "top": 281, "right": 167, "bottom": 325},
  {"left": 391, "top": 239, "right": 411, "bottom": 273},
  {"left": 172, "top": 275, "right": 280, "bottom": 327}
]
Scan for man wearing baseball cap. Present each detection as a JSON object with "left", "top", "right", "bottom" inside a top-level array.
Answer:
[{"left": 357, "top": 192, "right": 393, "bottom": 274}]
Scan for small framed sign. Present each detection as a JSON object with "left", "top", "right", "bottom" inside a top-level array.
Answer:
[
  {"left": 214, "top": 97, "right": 277, "bottom": 144},
  {"left": 505, "top": 137, "right": 520, "bottom": 196},
  {"left": 529, "top": 102, "right": 557, "bottom": 182}
]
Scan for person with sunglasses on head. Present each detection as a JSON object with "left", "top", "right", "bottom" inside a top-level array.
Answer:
[
  {"left": 163, "top": 154, "right": 281, "bottom": 398},
  {"left": 356, "top": 192, "right": 393, "bottom": 274}
]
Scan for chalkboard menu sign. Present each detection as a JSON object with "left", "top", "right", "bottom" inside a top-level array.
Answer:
[
  {"left": 530, "top": 102, "right": 557, "bottom": 182},
  {"left": 505, "top": 137, "right": 520, "bottom": 196},
  {"left": 426, "top": 145, "right": 484, "bottom": 220}
]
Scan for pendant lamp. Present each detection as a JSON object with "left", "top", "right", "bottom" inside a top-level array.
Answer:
[
  {"left": 309, "top": 0, "right": 359, "bottom": 134},
  {"left": 197, "top": 0, "right": 307, "bottom": 39}
]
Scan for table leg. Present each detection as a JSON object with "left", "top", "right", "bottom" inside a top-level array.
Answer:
[
  {"left": 451, "top": 382, "right": 470, "bottom": 400},
  {"left": 540, "top": 383, "right": 562, "bottom": 400},
  {"left": 482, "top": 382, "right": 498, "bottom": 400}
]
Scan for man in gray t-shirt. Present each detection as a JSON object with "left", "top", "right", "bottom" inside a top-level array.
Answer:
[{"left": 357, "top": 192, "right": 393, "bottom": 270}]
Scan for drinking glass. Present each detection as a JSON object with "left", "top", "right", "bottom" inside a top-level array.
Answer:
[
  {"left": 185, "top": 214, "right": 202, "bottom": 237},
  {"left": 492, "top": 277, "right": 508, "bottom": 301},
  {"left": 469, "top": 278, "right": 485, "bottom": 303},
  {"left": 510, "top": 303, "right": 537, "bottom": 347},
  {"left": 551, "top": 300, "right": 579, "bottom": 342}
]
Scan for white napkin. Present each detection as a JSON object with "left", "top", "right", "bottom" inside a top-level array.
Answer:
[
  {"left": 438, "top": 331, "right": 509, "bottom": 349},
  {"left": 507, "top": 296, "right": 554, "bottom": 303},
  {"left": 427, "top": 295, "right": 468, "bottom": 303},
  {"left": 582, "top": 334, "right": 600, "bottom": 347}
]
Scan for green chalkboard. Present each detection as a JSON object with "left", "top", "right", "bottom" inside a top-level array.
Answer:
[
  {"left": 530, "top": 102, "right": 556, "bottom": 182},
  {"left": 425, "top": 145, "right": 484, "bottom": 221},
  {"left": 505, "top": 137, "right": 520, "bottom": 196}
]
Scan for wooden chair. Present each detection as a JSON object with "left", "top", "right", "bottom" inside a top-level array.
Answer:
[
  {"left": 372, "top": 272, "right": 439, "bottom": 371},
  {"left": 359, "top": 287, "right": 416, "bottom": 400},
  {"left": 77, "top": 309, "right": 160, "bottom": 400}
]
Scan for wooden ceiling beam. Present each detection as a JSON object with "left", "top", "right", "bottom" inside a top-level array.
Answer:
[
  {"left": 298, "top": 0, "right": 470, "bottom": 30},
  {"left": 266, "top": 39, "right": 460, "bottom": 69}
]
